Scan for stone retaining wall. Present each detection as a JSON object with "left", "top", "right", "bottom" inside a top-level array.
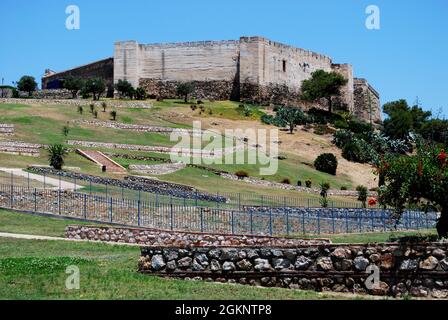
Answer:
[
  {"left": 67, "top": 140, "right": 245, "bottom": 158},
  {"left": 27, "top": 166, "right": 225, "bottom": 202},
  {"left": 0, "top": 124, "right": 14, "bottom": 136},
  {"left": 0, "top": 98, "right": 152, "bottom": 109},
  {"left": 138, "top": 243, "right": 448, "bottom": 298},
  {"left": 72, "top": 120, "right": 191, "bottom": 134},
  {"left": 65, "top": 225, "right": 329, "bottom": 247},
  {"left": 0, "top": 141, "right": 42, "bottom": 157}
]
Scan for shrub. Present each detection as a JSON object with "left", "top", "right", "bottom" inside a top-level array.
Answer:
[
  {"left": 93, "top": 110, "right": 98, "bottom": 119},
  {"left": 314, "top": 124, "right": 335, "bottom": 135},
  {"left": 340, "top": 186, "right": 348, "bottom": 191},
  {"left": 190, "top": 105, "right": 197, "bottom": 111},
  {"left": 77, "top": 106, "right": 83, "bottom": 115},
  {"left": 334, "top": 119, "right": 349, "bottom": 129},
  {"left": 356, "top": 185, "right": 368, "bottom": 208},
  {"left": 348, "top": 118, "right": 373, "bottom": 134},
  {"left": 47, "top": 144, "right": 67, "bottom": 170},
  {"left": 115, "top": 79, "right": 134, "bottom": 98},
  {"left": 307, "top": 108, "right": 343, "bottom": 125},
  {"left": 319, "top": 182, "right": 331, "bottom": 208},
  {"left": 235, "top": 170, "right": 249, "bottom": 179},
  {"left": 101, "top": 102, "right": 107, "bottom": 112},
  {"left": 238, "top": 104, "right": 253, "bottom": 117},
  {"left": 110, "top": 110, "right": 117, "bottom": 121},
  {"left": 305, "top": 180, "right": 312, "bottom": 188},
  {"left": 342, "top": 139, "right": 378, "bottom": 164},
  {"left": 197, "top": 100, "right": 204, "bottom": 104},
  {"left": 89, "top": 104, "right": 95, "bottom": 113},
  {"left": 314, "top": 153, "right": 338, "bottom": 175},
  {"left": 62, "top": 126, "right": 70, "bottom": 137},
  {"left": 134, "top": 87, "right": 147, "bottom": 100},
  {"left": 281, "top": 178, "right": 291, "bottom": 185},
  {"left": 332, "top": 130, "right": 353, "bottom": 148},
  {"left": 261, "top": 114, "right": 275, "bottom": 125},
  {"left": 297, "top": 180, "right": 302, "bottom": 187}
]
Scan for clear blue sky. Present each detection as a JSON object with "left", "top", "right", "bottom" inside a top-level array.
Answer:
[{"left": 1, "top": 0, "right": 447, "bottom": 116}]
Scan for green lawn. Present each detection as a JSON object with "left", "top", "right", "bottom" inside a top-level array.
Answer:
[
  {"left": 0, "top": 101, "right": 359, "bottom": 202},
  {"left": 0, "top": 209, "right": 109, "bottom": 237},
  {"left": 0, "top": 209, "right": 435, "bottom": 299},
  {"left": 0, "top": 237, "right": 353, "bottom": 300},
  {"left": 0, "top": 209, "right": 346, "bottom": 300}
]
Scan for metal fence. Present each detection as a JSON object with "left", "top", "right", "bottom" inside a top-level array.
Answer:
[
  {"left": 0, "top": 170, "right": 382, "bottom": 210},
  {"left": 0, "top": 183, "right": 438, "bottom": 236}
]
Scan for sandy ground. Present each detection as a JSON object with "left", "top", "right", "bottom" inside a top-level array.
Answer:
[{"left": 158, "top": 109, "right": 377, "bottom": 189}]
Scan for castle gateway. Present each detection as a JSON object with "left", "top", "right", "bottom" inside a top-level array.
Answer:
[{"left": 42, "top": 36, "right": 381, "bottom": 123}]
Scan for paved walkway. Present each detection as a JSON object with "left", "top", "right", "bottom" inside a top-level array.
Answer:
[{"left": 0, "top": 168, "right": 83, "bottom": 191}]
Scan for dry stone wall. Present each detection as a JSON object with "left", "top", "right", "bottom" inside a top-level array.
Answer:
[
  {"left": 0, "top": 98, "right": 152, "bottom": 109},
  {"left": 65, "top": 225, "right": 329, "bottom": 247},
  {"left": 138, "top": 243, "right": 448, "bottom": 298}
]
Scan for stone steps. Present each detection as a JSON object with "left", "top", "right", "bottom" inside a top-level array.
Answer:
[{"left": 77, "top": 149, "right": 127, "bottom": 174}]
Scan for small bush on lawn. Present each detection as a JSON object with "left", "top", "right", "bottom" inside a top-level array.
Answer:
[
  {"left": 281, "top": 178, "right": 291, "bottom": 185},
  {"left": 314, "top": 153, "right": 338, "bottom": 175},
  {"left": 356, "top": 185, "right": 368, "bottom": 208},
  {"left": 305, "top": 180, "right": 312, "bottom": 188},
  {"left": 340, "top": 186, "right": 348, "bottom": 191},
  {"left": 297, "top": 180, "right": 302, "bottom": 187},
  {"left": 190, "top": 105, "right": 197, "bottom": 111},
  {"left": 235, "top": 170, "right": 249, "bottom": 179}
]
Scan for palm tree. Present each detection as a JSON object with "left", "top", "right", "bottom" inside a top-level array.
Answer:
[{"left": 48, "top": 144, "right": 67, "bottom": 170}]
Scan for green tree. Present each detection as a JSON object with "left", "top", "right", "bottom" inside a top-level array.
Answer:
[
  {"left": 48, "top": 144, "right": 67, "bottom": 170},
  {"left": 276, "top": 106, "right": 309, "bottom": 134},
  {"left": 356, "top": 185, "right": 368, "bottom": 208},
  {"left": 63, "top": 77, "right": 84, "bottom": 99},
  {"left": 84, "top": 78, "right": 106, "bottom": 100},
  {"left": 378, "top": 144, "right": 448, "bottom": 237},
  {"left": 115, "top": 79, "right": 134, "bottom": 98},
  {"left": 176, "top": 83, "right": 194, "bottom": 103},
  {"left": 17, "top": 76, "right": 37, "bottom": 97},
  {"left": 135, "top": 87, "right": 147, "bottom": 100},
  {"left": 383, "top": 99, "right": 432, "bottom": 140},
  {"left": 110, "top": 110, "right": 117, "bottom": 121},
  {"left": 301, "top": 70, "right": 348, "bottom": 113}
]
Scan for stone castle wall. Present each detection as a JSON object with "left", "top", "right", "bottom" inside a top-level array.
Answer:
[
  {"left": 41, "top": 58, "right": 114, "bottom": 93},
  {"left": 354, "top": 78, "right": 382, "bottom": 124},
  {"left": 41, "top": 36, "right": 381, "bottom": 122}
]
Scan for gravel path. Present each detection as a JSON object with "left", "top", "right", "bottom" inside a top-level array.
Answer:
[{"left": 0, "top": 168, "right": 83, "bottom": 191}]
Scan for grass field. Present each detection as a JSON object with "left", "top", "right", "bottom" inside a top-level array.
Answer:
[
  {"left": 0, "top": 209, "right": 351, "bottom": 300},
  {"left": 0, "top": 100, "right": 362, "bottom": 204},
  {"left": 0, "top": 210, "right": 437, "bottom": 300}
]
